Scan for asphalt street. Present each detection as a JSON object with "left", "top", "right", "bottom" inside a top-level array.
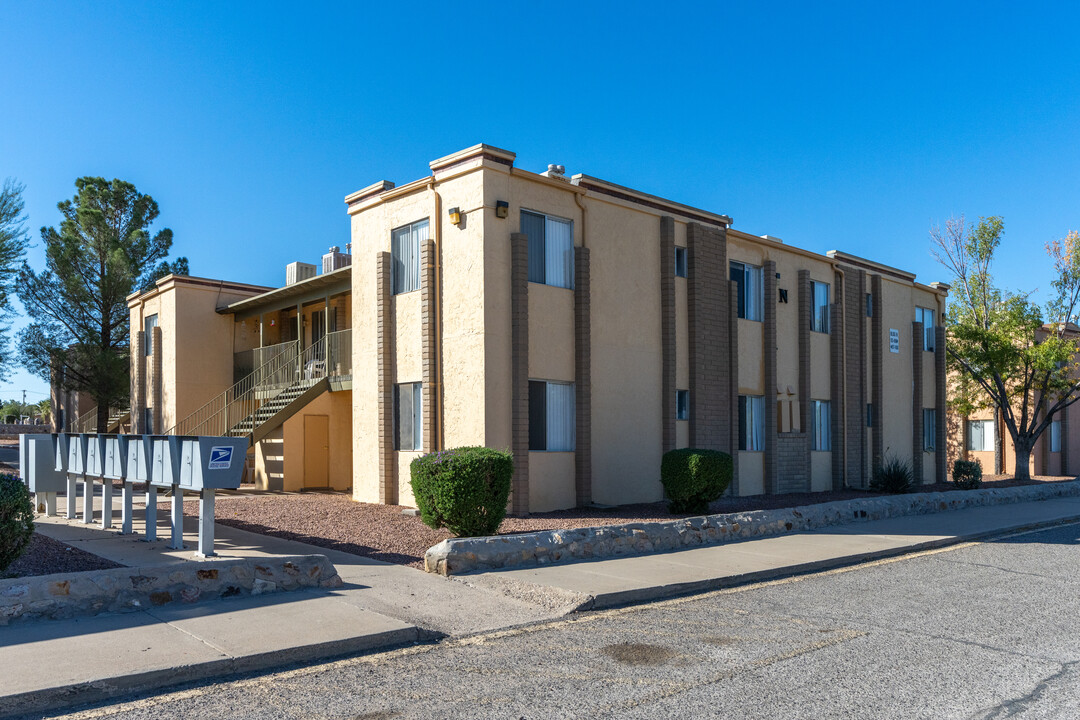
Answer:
[{"left": 30, "top": 522, "right": 1080, "bottom": 720}]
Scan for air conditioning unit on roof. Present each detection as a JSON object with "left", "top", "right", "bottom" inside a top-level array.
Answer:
[
  {"left": 322, "top": 246, "right": 352, "bottom": 274},
  {"left": 286, "top": 262, "right": 317, "bottom": 286}
]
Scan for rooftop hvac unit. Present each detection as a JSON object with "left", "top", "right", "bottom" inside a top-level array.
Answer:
[
  {"left": 322, "top": 246, "right": 352, "bottom": 274},
  {"left": 286, "top": 262, "right": 317, "bottom": 286}
]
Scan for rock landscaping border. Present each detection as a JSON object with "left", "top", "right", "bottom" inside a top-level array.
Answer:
[
  {"left": 0, "top": 554, "right": 342, "bottom": 624},
  {"left": 424, "top": 481, "right": 1080, "bottom": 575}
]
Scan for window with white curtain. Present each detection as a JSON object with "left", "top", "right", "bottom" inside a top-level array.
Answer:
[
  {"left": 675, "top": 247, "right": 688, "bottom": 278},
  {"left": 811, "top": 400, "right": 831, "bottom": 451},
  {"left": 522, "top": 210, "right": 574, "bottom": 289},
  {"left": 738, "top": 395, "right": 765, "bottom": 451},
  {"left": 923, "top": 408, "right": 937, "bottom": 451},
  {"left": 676, "top": 389, "right": 689, "bottom": 420},
  {"left": 811, "top": 281, "right": 830, "bottom": 333},
  {"left": 967, "top": 419, "right": 995, "bottom": 452},
  {"left": 730, "top": 261, "right": 763, "bottom": 321},
  {"left": 393, "top": 382, "right": 423, "bottom": 451},
  {"left": 144, "top": 314, "right": 158, "bottom": 356},
  {"left": 915, "top": 306, "right": 936, "bottom": 351},
  {"left": 391, "top": 219, "right": 428, "bottom": 294},
  {"left": 529, "top": 380, "right": 575, "bottom": 451},
  {"left": 1051, "top": 419, "right": 1062, "bottom": 452}
]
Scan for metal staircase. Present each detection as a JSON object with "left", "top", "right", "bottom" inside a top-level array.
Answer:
[{"left": 69, "top": 406, "right": 131, "bottom": 433}]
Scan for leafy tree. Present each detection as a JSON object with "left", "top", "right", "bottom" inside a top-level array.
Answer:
[
  {"left": 17, "top": 178, "right": 187, "bottom": 432},
  {"left": 0, "top": 179, "right": 30, "bottom": 379},
  {"left": 933, "top": 216, "right": 1080, "bottom": 481}
]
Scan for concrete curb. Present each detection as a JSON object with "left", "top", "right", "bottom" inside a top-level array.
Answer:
[
  {"left": 426, "top": 481, "right": 1080, "bottom": 575},
  {"left": 0, "top": 624, "right": 423, "bottom": 719},
  {"left": 573, "top": 514, "right": 1080, "bottom": 611}
]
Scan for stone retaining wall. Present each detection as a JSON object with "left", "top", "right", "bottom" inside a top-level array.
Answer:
[
  {"left": 424, "top": 481, "right": 1080, "bottom": 575},
  {"left": 0, "top": 554, "right": 342, "bottom": 625}
]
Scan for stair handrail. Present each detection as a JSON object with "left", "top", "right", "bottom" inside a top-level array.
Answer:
[
  {"left": 69, "top": 405, "right": 98, "bottom": 433},
  {"left": 167, "top": 339, "right": 301, "bottom": 437}
]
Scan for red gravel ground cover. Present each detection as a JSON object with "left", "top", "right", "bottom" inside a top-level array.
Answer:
[
  {"left": 4, "top": 533, "right": 125, "bottom": 578},
  {"left": 181, "top": 474, "right": 1074, "bottom": 569}
]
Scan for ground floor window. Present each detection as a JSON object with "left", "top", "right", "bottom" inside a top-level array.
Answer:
[
  {"left": 923, "top": 408, "right": 937, "bottom": 451},
  {"left": 1051, "top": 419, "right": 1062, "bottom": 453},
  {"left": 811, "top": 400, "right": 830, "bottom": 451},
  {"left": 738, "top": 395, "right": 765, "bottom": 451},
  {"left": 394, "top": 382, "right": 422, "bottom": 451},
  {"left": 967, "top": 419, "right": 994, "bottom": 452},
  {"left": 529, "top": 380, "right": 575, "bottom": 451}
]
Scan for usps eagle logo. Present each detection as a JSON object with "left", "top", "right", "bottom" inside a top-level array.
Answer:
[{"left": 208, "top": 446, "right": 233, "bottom": 470}]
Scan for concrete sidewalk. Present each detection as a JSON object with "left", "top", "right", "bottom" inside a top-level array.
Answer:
[{"left": 4, "top": 493, "right": 1080, "bottom": 717}]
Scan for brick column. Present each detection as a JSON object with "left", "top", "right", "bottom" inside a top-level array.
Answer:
[
  {"left": 151, "top": 327, "right": 163, "bottom": 433},
  {"left": 912, "top": 320, "right": 924, "bottom": 484},
  {"left": 935, "top": 325, "right": 947, "bottom": 483},
  {"left": 421, "top": 239, "right": 437, "bottom": 452},
  {"left": 511, "top": 233, "right": 530, "bottom": 516},
  {"left": 843, "top": 270, "right": 868, "bottom": 488},
  {"left": 871, "top": 274, "right": 884, "bottom": 474},
  {"left": 575, "top": 247, "right": 592, "bottom": 506},
  {"left": 830, "top": 285, "right": 844, "bottom": 491},
  {"left": 763, "top": 260, "right": 778, "bottom": 494},
  {"left": 728, "top": 282, "right": 740, "bottom": 495},
  {"left": 797, "top": 269, "right": 812, "bottom": 489},
  {"left": 131, "top": 331, "right": 145, "bottom": 434},
  {"left": 660, "top": 217, "right": 676, "bottom": 454},
  {"left": 376, "top": 252, "right": 397, "bottom": 505},
  {"left": 686, "top": 222, "right": 730, "bottom": 452}
]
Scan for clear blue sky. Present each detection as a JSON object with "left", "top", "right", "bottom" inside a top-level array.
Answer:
[{"left": 2, "top": 1, "right": 1078, "bottom": 401}]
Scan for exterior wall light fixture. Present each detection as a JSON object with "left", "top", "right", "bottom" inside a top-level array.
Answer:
[
  {"left": 448, "top": 207, "right": 462, "bottom": 225},
  {"left": 495, "top": 201, "right": 509, "bottom": 219}
]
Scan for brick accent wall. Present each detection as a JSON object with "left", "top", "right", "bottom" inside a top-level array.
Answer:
[
  {"left": 660, "top": 217, "right": 676, "bottom": 454},
  {"left": 830, "top": 275, "right": 843, "bottom": 491},
  {"left": 935, "top": 325, "right": 947, "bottom": 482},
  {"left": 763, "top": 260, "right": 778, "bottom": 494},
  {"left": 510, "top": 233, "right": 530, "bottom": 516},
  {"left": 777, "top": 433, "right": 809, "bottom": 492},
  {"left": 871, "top": 274, "right": 884, "bottom": 473},
  {"left": 131, "top": 331, "right": 145, "bottom": 434},
  {"left": 575, "top": 246, "right": 592, "bottom": 507},
  {"left": 843, "top": 269, "right": 868, "bottom": 488},
  {"left": 151, "top": 327, "right": 163, "bottom": 433},
  {"left": 797, "top": 269, "right": 811, "bottom": 490},
  {"left": 421, "top": 239, "right": 437, "bottom": 452},
  {"left": 912, "top": 320, "right": 924, "bottom": 483},
  {"left": 376, "top": 252, "right": 397, "bottom": 505},
  {"left": 686, "top": 222, "right": 731, "bottom": 453},
  {"left": 728, "top": 282, "right": 740, "bottom": 494}
]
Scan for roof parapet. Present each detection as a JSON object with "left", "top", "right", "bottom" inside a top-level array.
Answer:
[
  {"left": 344, "top": 180, "right": 396, "bottom": 207},
  {"left": 827, "top": 250, "right": 917, "bottom": 282},
  {"left": 429, "top": 143, "right": 516, "bottom": 174}
]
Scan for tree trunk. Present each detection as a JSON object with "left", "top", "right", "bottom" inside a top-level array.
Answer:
[
  {"left": 1014, "top": 440, "right": 1033, "bottom": 482},
  {"left": 96, "top": 403, "right": 109, "bottom": 433}
]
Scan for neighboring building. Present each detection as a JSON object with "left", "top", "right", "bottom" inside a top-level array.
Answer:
[
  {"left": 126, "top": 143, "right": 950, "bottom": 512},
  {"left": 947, "top": 323, "right": 1079, "bottom": 478}
]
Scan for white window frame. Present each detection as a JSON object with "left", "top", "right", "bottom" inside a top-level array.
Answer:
[
  {"left": 675, "top": 389, "right": 689, "bottom": 421},
  {"left": 730, "top": 261, "right": 763, "bottom": 322},
  {"left": 923, "top": 408, "right": 937, "bottom": 451},
  {"left": 522, "top": 210, "right": 574, "bottom": 290},
  {"left": 967, "top": 419, "right": 995, "bottom": 452},
  {"left": 529, "top": 380, "right": 575, "bottom": 451},
  {"left": 1051, "top": 419, "right": 1062, "bottom": 453},
  {"left": 738, "top": 395, "right": 765, "bottom": 451},
  {"left": 391, "top": 219, "right": 428, "bottom": 295},
  {"left": 144, "top": 314, "right": 158, "bottom": 356},
  {"left": 916, "top": 306, "right": 936, "bottom": 351},
  {"left": 811, "top": 400, "right": 831, "bottom": 451},
  {"left": 811, "top": 281, "right": 830, "bottom": 333}
]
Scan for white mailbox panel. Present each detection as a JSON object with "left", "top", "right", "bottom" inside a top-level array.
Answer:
[
  {"left": 150, "top": 435, "right": 183, "bottom": 488},
  {"left": 66, "top": 434, "right": 89, "bottom": 475},
  {"left": 102, "top": 434, "right": 128, "bottom": 480},
  {"left": 24, "top": 435, "right": 67, "bottom": 493},
  {"left": 84, "top": 434, "right": 106, "bottom": 477},
  {"left": 124, "top": 435, "right": 153, "bottom": 483}
]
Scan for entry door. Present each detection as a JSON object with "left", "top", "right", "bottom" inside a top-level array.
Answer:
[{"left": 303, "top": 415, "right": 330, "bottom": 488}]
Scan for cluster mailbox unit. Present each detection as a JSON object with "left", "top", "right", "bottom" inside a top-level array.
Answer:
[{"left": 20, "top": 432, "right": 247, "bottom": 558}]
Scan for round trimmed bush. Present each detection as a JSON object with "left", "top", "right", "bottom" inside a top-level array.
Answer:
[
  {"left": 952, "top": 459, "right": 983, "bottom": 490},
  {"left": 409, "top": 447, "right": 513, "bottom": 537},
  {"left": 0, "top": 472, "right": 33, "bottom": 574},
  {"left": 661, "top": 448, "right": 733, "bottom": 514}
]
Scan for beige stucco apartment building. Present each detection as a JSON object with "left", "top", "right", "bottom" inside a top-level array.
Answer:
[{"left": 125, "top": 143, "right": 950, "bottom": 513}]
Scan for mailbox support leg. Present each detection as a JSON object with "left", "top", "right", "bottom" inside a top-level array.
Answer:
[
  {"left": 82, "top": 477, "right": 93, "bottom": 524},
  {"left": 169, "top": 488, "right": 184, "bottom": 550},
  {"left": 121, "top": 483, "right": 133, "bottom": 535},
  {"left": 197, "top": 489, "right": 216, "bottom": 558},
  {"left": 144, "top": 486, "right": 158, "bottom": 542},
  {"left": 66, "top": 475, "right": 77, "bottom": 519},
  {"left": 100, "top": 476, "right": 113, "bottom": 529}
]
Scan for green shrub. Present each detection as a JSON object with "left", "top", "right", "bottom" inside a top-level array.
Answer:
[
  {"left": 952, "top": 459, "right": 983, "bottom": 490},
  {"left": 0, "top": 473, "right": 33, "bottom": 574},
  {"left": 871, "top": 454, "right": 914, "bottom": 494},
  {"left": 661, "top": 448, "right": 733, "bottom": 514},
  {"left": 410, "top": 447, "right": 513, "bottom": 537}
]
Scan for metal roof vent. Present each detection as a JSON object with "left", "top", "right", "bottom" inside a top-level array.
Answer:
[{"left": 541, "top": 163, "right": 568, "bottom": 181}]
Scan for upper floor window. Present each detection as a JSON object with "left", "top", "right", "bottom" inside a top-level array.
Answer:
[
  {"left": 915, "top": 306, "right": 936, "bottom": 351},
  {"left": 391, "top": 219, "right": 428, "bottom": 294},
  {"left": 866, "top": 293, "right": 873, "bottom": 317},
  {"left": 522, "top": 210, "right": 574, "bottom": 289},
  {"left": 730, "top": 261, "right": 763, "bottom": 321},
  {"left": 144, "top": 314, "right": 158, "bottom": 356},
  {"left": 676, "top": 389, "right": 689, "bottom": 420},
  {"left": 811, "top": 281, "right": 830, "bottom": 333},
  {"left": 675, "top": 247, "right": 688, "bottom": 278},
  {"left": 967, "top": 419, "right": 994, "bottom": 452}
]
